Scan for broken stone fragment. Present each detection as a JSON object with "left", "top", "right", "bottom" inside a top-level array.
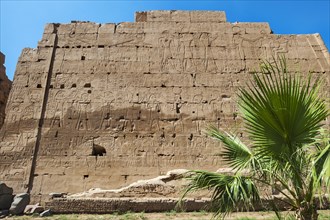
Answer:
[
  {"left": 49, "top": 192, "right": 67, "bottom": 199},
  {"left": 24, "top": 203, "right": 44, "bottom": 214},
  {"left": 40, "top": 209, "right": 52, "bottom": 217},
  {"left": 9, "top": 193, "right": 30, "bottom": 215}
]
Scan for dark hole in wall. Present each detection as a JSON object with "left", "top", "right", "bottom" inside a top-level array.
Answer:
[
  {"left": 175, "top": 103, "right": 181, "bottom": 114},
  {"left": 49, "top": 85, "right": 53, "bottom": 89},
  {"left": 81, "top": 56, "right": 85, "bottom": 60},
  {"left": 88, "top": 90, "right": 92, "bottom": 94},
  {"left": 92, "top": 144, "right": 106, "bottom": 156},
  {"left": 72, "top": 84, "right": 76, "bottom": 88},
  {"left": 60, "top": 84, "right": 65, "bottom": 89},
  {"left": 83, "top": 175, "right": 89, "bottom": 179},
  {"left": 37, "top": 84, "right": 42, "bottom": 88},
  {"left": 84, "top": 83, "right": 91, "bottom": 88}
]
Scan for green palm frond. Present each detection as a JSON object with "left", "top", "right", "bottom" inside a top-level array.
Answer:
[
  {"left": 181, "top": 57, "right": 329, "bottom": 219},
  {"left": 314, "top": 131, "right": 330, "bottom": 187},
  {"left": 206, "top": 125, "right": 255, "bottom": 171},
  {"left": 239, "top": 57, "right": 328, "bottom": 161},
  {"left": 183, "top": 170, "right": 260, "bottom": 218}
]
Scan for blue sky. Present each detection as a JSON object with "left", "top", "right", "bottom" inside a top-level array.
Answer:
[{"left": 1, "top": 0, "right": 329, "bottom": 80}]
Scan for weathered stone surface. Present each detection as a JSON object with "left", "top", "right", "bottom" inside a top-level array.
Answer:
[
  {"left": 45, "top": 196, "right": 329, "bottom": 214},
  {"left": 0, "top": 52, "right": 11, "bottom": 129},
  {"left": 24, "top": 203, "right": 44, "bottom": 214},
  {"left": 9, "top": 193, "right": 30, "bottom": 215},
  {"left": 135, "top": 10, "right": 226, "bottom": 23},
  {"left": 40, "top": 209, "right": 52, "bottom": 217},
  {"left": 0, "top": 10, "right": 329, "bottom": 205},
  {"left": 69, "top": 169, "right": 190, "bottom": 199},
  {"left": 46, "top": 197, "right": 211, "bottom": 214}
]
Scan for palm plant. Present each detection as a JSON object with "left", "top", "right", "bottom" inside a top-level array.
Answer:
[{"left": 182, "top": 57, "right": 329, "bottom": 220}]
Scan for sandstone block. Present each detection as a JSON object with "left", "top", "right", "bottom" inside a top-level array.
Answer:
[
  {"left": 38, "top": 33, "right": 56, "bottom": 47},
  {"left": 74, "top": 22, "right": 99, "bottom": 34},
  {"left": 57, "top": 23, "right": 75, "bottom": 35},
  {"left": 44, "top": 23, "right": 56, "bottom": 34},
  {"left": 190, "top": 11, "right": 226, "bottom": 23},
  {"left": 98, "top": 23, "right": 116, "bottom": 34},
  {"left": 57, "top": 33, "right": 97, "bottom": 48},
  {"left": 18, "top": 48, "right": 38, "bottom": 62},
  {"left": 0, "top": 52, "right": 11, "bottom": 129},
  {"left": 135, "top": 10, "right": 226, "bottom": 23}
]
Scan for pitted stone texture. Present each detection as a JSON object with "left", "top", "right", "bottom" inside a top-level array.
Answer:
[
  {"left": 135, "top": 10, "right": 226, "bottom": 23},
  {"left": 46, "top": 197, "right": 211, "bottom": 214},
  {"left": 69, "top": 169, "right": 190, "bottom": 199},
  {"left": 0, "top": 11, "right": 329, "bottom": 203},
  {"left": 0, "top": 52, "right": 11, "bottom": 129}
]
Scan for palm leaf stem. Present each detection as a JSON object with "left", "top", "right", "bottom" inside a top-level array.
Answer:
[{"left": 253, "top": 177, "right": 298, "bottom": 208}]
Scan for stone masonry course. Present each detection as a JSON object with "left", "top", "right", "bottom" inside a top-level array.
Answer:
[{"left": 0, "top": 11, "right": 329, "bottom": 204}]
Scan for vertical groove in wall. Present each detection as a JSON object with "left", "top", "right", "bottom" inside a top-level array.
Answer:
[{"left": 27, "top": 25, "right": 58, "bottom": 193}]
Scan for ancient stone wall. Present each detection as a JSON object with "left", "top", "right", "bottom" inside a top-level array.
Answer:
[
  {"left": 0, "top": 11, "right": 329, "bottom": 203},
  {"left": 46, "top": 198, "right": 209, "bottom": 214},
  {"left": 0, "top": 52, "right": 11, "bottom": 128}
]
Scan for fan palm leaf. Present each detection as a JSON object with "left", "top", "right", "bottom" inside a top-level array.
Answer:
[
  {"left": 239, "top": 59, "right": 327, "bottom": 161},
  {"left": 181, "top": 57, "right": 329, "bottom": 219},
  {"left": 182, "top": 170, "right": 260, "bottom": 218},
  {"left": 206, "top": 125, "right": 256, "bottom": 171}
]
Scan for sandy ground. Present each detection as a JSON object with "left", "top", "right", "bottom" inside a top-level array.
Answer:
[{"left": 3, "top": 210, "right": 330, "bottom": 220}]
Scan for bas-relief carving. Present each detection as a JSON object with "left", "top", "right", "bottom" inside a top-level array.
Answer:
[{"left": 0, "top": 11, "right": 329, "bottom": 199}]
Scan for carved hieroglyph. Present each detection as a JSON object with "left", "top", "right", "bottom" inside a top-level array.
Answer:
[
  {"left": 0, "top": 11, "right": 329, "bottom": 202},
  {"left": 0, "top": 52, "right": 11, "bottom": 128}
]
